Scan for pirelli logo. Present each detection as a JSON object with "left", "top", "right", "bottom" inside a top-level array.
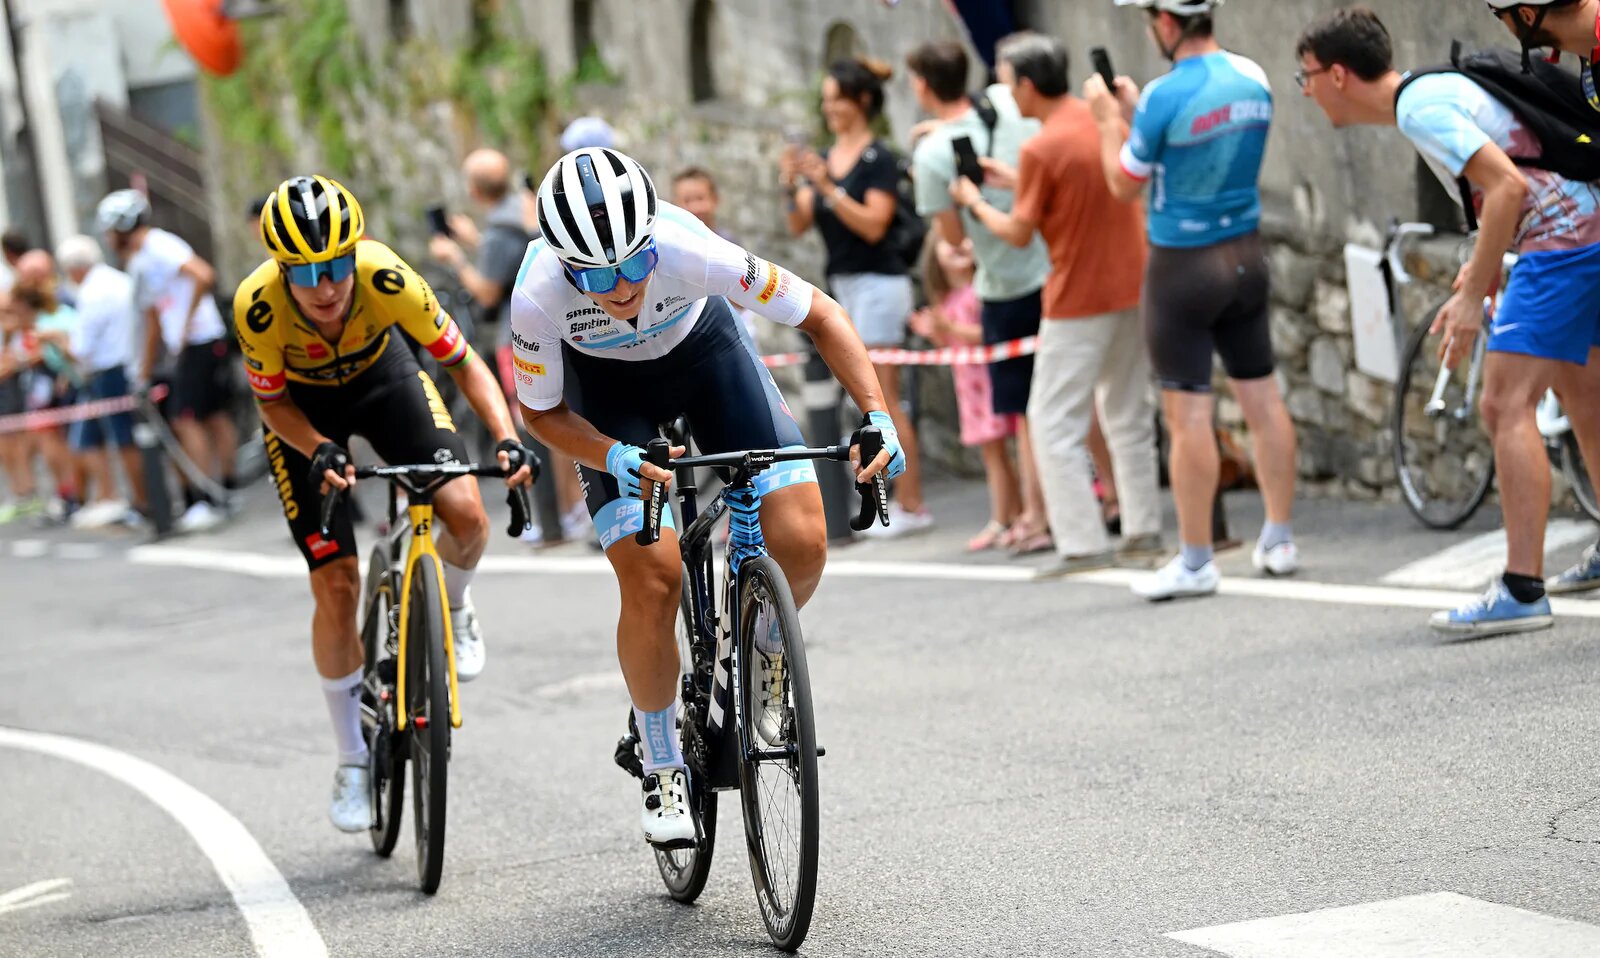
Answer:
[
  {"left": 512, "top": 355, "right": 545, "bottom": 376},
  {"left": 757, "top": 263, "right": 780, "bottom": 304}
]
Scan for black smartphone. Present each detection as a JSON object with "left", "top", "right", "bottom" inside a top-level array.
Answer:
[
  {"left": 951, "top": 135, "right": 983, "bottom": 185},
  {"left": 425, "top": 205, "right": 452, "bottom": 237},
  {"left": 1091, "top": 47, "right": 1116, "bottom": 89}
]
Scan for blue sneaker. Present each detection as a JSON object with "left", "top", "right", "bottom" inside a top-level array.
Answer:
[
  {"left": 1547, "top": 544, "right": 1600, "bottom": 595},
  {"left": 1430, "top": 580, "right": 1553, "bottom": 637}
]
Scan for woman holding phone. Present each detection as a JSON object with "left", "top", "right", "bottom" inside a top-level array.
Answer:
[{"left": 781, "top": 56, "right": 931, "bottom": 536}]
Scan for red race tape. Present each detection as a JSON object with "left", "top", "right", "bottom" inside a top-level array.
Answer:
[
  {"left": 761, "top": 335, "right": 1037, "bottom": 369},
  {"left": 0, "top": 385, "right": 167, "bottom": 435}
]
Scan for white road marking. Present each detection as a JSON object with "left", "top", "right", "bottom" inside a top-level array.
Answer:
[
  {"left": 54, "top": 543, "right": 105, "bottom": 561},
  {"left": 534, "top": 670, "right": 628, "bottom": 699},
  {"left": 10, "top": 539, "right": 47, "bottom": 558},
  {"left": 0, "top": 878, "right": 73, "bottom": 916},
  {"left": 1381, "top": 519, "right": 1593, "bottom": 589},
  {"left": 1169, "top": 891, "right": 1600, "bottom": 956},
  {"left": 117, "top": 543, "right": 1600, "bottom": 617},
  {"left": 0, "top": 727, "right": 327, "bottom": 957}
]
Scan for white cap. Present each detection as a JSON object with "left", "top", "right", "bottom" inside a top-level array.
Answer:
[{"left": 559, "top": 116, "right": 617, "bottom": 152}]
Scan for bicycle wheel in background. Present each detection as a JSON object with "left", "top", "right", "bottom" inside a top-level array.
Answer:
[
  {"left": 407, "top": 554, "right": 452, "bottom": 894},
  {"left": 1561, "top": 433, "right": 1600, "bottom": 523},
  {"left": 1392, "top": 315, "right": 1496, "bottom": 529},
  {"left": 655, "top": 572, "right": 718, "bottom": 903},
  {"left": 360, "top": 547, "right": 405, "bottom": 858},
  {"left": 736, "top": 556, "right": 818, "bottom": 952}
]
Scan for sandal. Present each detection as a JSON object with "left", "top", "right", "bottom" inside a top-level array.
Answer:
[
  {"left": 1007, "top": 525, "right": 1054, "bottom": 556},
  {"left": 966, "top": 520, "right": 1009, "bottom": 553}
]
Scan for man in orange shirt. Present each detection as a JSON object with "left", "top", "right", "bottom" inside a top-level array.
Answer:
[{"left": 954, "top": 31, "right": 1160, "bottom": 577}]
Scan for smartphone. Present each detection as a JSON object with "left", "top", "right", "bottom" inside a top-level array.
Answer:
[
  {"left": 784, "top": 126, "right": 811, "bottom": 149},
  {"left": 425, "top": 205, "right": 452, "bottom": 237},
  {"left": 1090, "top": 47, "right": 1117, "bottom": 89},
  {"left": 951, "top": 135, "right": 983, "bottom": 185}
]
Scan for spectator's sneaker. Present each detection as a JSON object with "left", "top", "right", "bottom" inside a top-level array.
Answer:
[
  {"left": 752, "top": 610, "right": 787, "bottom": 745},
  {"left": 1133, "top": 554, "right": 1220, "bottom": 601},
  {"left": 450, "top": 599, "right": 486, "bottom": 681},
  {"left": 328, "top": 764, "right": 372, "bottom": 833},
  {"left": 517, "top": 523, "right": 545, "bottom": 547},
  {"left": 561, "top": 502, "right": 590, "bottom": 541},
  {"left": 1116, "top": 533, "right": 1166, "bottom": 564},
  {"left": 1430, "top": 581, "right": 1553, "bottom": 637},
  {"left": 1547, "top": 544, "right": 1600, "bottom": 595},
  {"left": 856, "top": 503, "right": 934, "bottom": 540},
  {"left": 641, "top": 767, "right": 696, "bottom": 848},
  {"left": 177, "top": 501, "right": 223, "bottom": 533},
  {"left": 70, "top": 499, "right": 130, "bottom": 530},
  {"left": 42, "top": 498, "right": 75, "bottom": 525},
  {"left": 1252, "top": 540, "right": 1301, "bottom": 577}
]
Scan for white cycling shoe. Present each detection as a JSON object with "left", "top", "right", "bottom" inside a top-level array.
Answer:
[
  {"left": 641, "top": 766, "right": 696, "bottom": 848},
  {"left": 1133, "top": 554, "right": 1220, "bottom": 601},
  {"left": 1252, "top": 540, "right": 1300, "bottom": 577},
  {"left": 329, "top": 764, "right": 372, "bottom": 833},
  {"left": 450, "top": 600, "right": 485, "bottom": 682}
]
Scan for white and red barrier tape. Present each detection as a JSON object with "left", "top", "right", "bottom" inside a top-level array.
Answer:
[
  {"left": 0, "top": 385, "right": 167, "bottom": 435},
  {"left": 760, "top": 335, "right": 1037, "bottom": 369}
]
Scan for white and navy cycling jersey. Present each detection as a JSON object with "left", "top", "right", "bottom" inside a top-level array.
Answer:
[{"left": 508, "top": 203, "right": 815, "bottom": 411}]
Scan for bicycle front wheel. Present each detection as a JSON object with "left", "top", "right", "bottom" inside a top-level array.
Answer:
[
  {"left": 361, "top": 547, "right": 405, "bottom": 858},
  {"left": 1392, "top": 315, "right": 1495, "bottom": 529},
  {"left": 1562, "top": 433, "right": 1600, "bottom": 523},
  {"left": 406, "top": 553, "right": 451, "bottom": 894},
  {"left": 736, "top": 556, "right": 818, "bottom": 952}
]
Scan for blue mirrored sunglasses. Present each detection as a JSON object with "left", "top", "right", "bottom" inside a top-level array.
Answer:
[
  {"left": 285, "top": 254, "right": 357, "bottom": 288},
  {"left": 562, "top": 242, "right": 658, "bottom": 294}
]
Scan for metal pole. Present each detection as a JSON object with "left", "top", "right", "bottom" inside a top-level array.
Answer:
[
  {"left": 0, "top": 0, "right": 51, "bottom": 250},
  {"left": 800, "top": 347, "right": 853, "bottom": 540},
  {"left": 133, "top": 410, "right": 173, "bottom": 538}
]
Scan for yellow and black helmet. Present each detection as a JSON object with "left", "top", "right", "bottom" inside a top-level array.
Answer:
[{"left": 259, "top": 175, "right": 364, "bottom": 265}]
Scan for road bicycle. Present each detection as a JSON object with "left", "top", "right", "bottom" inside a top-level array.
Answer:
[
  {"left": 614, "top": 423, "right": 887, "bottom": 951},
  {"left": 1384, "top": 222, "right": 1600, "bottom": 529},
  {"left": 325, "top": 459, "right": 533, "bottom": 894}
]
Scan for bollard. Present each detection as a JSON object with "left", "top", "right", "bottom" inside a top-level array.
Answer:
[
  {"left": 800, "top": 348, "right": 854, "bottom": 540},
  {"left": 133, "top": 413, "right": 174, "bottom": 539}
]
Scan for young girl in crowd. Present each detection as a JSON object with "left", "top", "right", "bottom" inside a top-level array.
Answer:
[{"left": 909, "top": 235, "right": 1022, "bottom": 552}]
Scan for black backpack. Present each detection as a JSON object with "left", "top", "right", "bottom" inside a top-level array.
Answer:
[
  {"left": 1398, "top": 44, "right": 1600, "bottom": 227},
  {"left": 883, "top": 148, "right": 927, "bottom": 272}
]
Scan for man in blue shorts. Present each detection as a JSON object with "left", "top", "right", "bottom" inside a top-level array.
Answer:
[
  {"left": 1298, "top": 6, "right": 1600, "bottom": 636},
  {"left": 1089, "top": 0, "right": 1302, "bottom": 601}
]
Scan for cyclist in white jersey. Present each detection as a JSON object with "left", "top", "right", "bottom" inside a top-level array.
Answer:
[{"left": 510, "top": 147, "right": 905, "bottom": 846}]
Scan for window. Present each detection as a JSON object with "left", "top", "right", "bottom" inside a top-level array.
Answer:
[
  {"left": 388, "top": 0, "right": 411, "bottom": 43},
  {"left": 574, "top": 0, "right": 597, "bottom": 67},
  {"left": 690, "top": 0, "right": 717, "bottom": 102}
]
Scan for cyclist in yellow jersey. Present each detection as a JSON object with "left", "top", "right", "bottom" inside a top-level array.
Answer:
[{"left": 234, "top": 175, "right": 534, "bottom": 833}]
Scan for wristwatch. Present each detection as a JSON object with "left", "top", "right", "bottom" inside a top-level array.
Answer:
[{"left": 821, "top": 184, "right": 846, "bottom": 209}]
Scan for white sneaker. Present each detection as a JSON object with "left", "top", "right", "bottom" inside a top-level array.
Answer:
[
  {"left": 856, "top": 502, "right": 935, "bottom": 539},
  {"left": 517, "top": 523, "right": 545, "bottom": 546},
  {"left": 70, "top": 499, "right": 130, "bottom": 529},
  {"left": 329, "top": 764, "right": 372, "bottom": 833},
  {"left": 177, "top": 501, "right": 223, "bottom": 533},
  {"left": 641, "top": 766, "right": 696, "bottom": 848},
  {"left": 561, "top": 501, "right": 590, "bottom": 540},
  {"left": 450, "top": 599, "right": 485, "bottom": 682},
  {"left": 1252, "top": 540, "right": 1300, "bottom": 577},
  {"left": 1132, "top": 554, "right": 1220, "bottom": 601}
]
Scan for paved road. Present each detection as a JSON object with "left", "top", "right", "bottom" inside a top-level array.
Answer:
[{"left": 3, "top": 479, "right": 1600, "bottom": 957}]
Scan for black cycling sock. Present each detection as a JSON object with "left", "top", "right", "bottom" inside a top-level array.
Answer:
[
  {"left": 222, "top": 474, "right": 238, "bottom": 492},
  {"left": 1503, "top": 572, "right": 1545, "bottom": 604},
  {"left": 182, "top": 485, "right": 200, "bottom": 509}
]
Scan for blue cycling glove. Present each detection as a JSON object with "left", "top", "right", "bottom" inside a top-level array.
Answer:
[
  {"left": 606, "top": 441, "right": 647, "bottom": 499},
  {"left": 865, "top": 410, "right": 907, "bottom": 480}
]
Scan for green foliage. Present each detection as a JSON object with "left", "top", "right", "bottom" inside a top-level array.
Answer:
[
  {"left": 573, "top": 44, "right": 620, "bottom": 86},
  {"left": 450, "top": 1, "right": 559, "bottom": 166}
]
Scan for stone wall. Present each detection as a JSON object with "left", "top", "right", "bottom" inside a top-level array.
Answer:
[{"left": 199, "top": 0, "right": 1515, "bottom": 492}]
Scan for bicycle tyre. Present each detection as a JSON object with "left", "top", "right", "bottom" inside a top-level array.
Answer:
[
  {"left": 361, "top": 547, "right": 405, "bottom": 858},
  {"left": 735, "top": 556, "right": 818, "bottom": 952},
  {"left": 1392, "top": 315, "right": 1496, "bottom": 529},
  {"left": 655, "top": 572, "right": 717, "bottom": 903},
  {"left": 407, "top": 554, "right": 451, "bottom": 894},
  {"left": 1562, "top": 433, "right": 1600, "bottom": 523}
]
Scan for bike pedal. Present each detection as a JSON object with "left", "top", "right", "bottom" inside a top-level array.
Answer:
[
  {"left": 815, "top": 746, "right": 826, "bottom": 758},
  {"left": 614, "top": 735, "right": 644, "bottom": 779}
]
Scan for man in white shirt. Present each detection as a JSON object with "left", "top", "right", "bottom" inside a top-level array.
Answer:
[
  {"left": 58, "top": 234, "right": 145, "bottom": 527},
  {"left": 97, "top": 190, "right": 237, "bottom": 533}
]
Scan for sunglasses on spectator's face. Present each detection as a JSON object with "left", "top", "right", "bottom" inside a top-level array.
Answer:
[
  {"left": 562, "top": 241, "right": 659, "bottom": 295},
  {"left": 285, "top": 254, "right": 357, "bottom": 288}
]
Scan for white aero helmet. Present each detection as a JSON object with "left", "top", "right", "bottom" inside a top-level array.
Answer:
[
  {"left": 536, "top": 147, "right": 658, "bottom": 269},
  {"left": 1114, "top": 0, "right": 1224, "bottom": 13},
  {"left": 96, "top": 189, "right": 151, "bottom": 234}
]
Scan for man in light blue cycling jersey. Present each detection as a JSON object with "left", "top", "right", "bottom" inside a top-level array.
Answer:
[
  {"left": 510, "top": 148, "right": 904, "bottom": 847},
  {"left": 1088, "top": 0, "right": 1302, "bottom": 602},
  {"left": 1298, "top": 7, "right": 1600, "bottom": 636}
]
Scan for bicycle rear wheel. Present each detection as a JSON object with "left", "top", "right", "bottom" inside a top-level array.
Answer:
[
  {"left": 656, "top": 572, "right": 718, "bottom": 903},
  {"left": 1562, "top": 433, "right": 1600, "bottom": 523},
  {"left": 1392, "top": 315, "right": 1496, "bottom": 529},
  {"left": 361, "top": 548, "right": 405, "bottom": 857},
  {"left": 407, "top": 554, "right": 451, "bottom": 894},
  {"left": 736, "top": 556, "right": 818, "bottom": 952}
]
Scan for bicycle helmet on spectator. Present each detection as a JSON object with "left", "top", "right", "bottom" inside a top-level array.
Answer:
[
  {"left": 95, "top": 189, "right": 151, "bottom": 234},
  {"left": 535, "top": 147, "right": 657, "bottom": 269},
  {"left": 259, "top": 174, "right": 364, "bottom": 266}
]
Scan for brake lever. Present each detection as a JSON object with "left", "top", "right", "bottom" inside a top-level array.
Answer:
[
  {"left": 634, "top": 437, "right": 673, "bottom": 546},
  {"left": 849, "top": 426, "right": 890, "bottom": 532},
  {"left": 502, "top": 448, "right": 541, "bottom": 538},
  {"left": 318, "top": 485, "right": 343, "bottom": 539}
]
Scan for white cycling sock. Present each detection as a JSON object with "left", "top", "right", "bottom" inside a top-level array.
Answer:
[
  {"left": 441, "top": 559, "right": 475, "bottom": 610},
  {"left": 635, "top": 703, "right": 684, "bottom": 773},
  {"left": 321, "top": 667, "right": 368, "bottom": 767}
]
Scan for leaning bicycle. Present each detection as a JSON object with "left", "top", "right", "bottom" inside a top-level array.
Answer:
[
  {"left": 332, "top": 459, "right": 533, "bottom": 894},
  {"left": 614, "top": 425, "right": 887, "bottom": 951}
]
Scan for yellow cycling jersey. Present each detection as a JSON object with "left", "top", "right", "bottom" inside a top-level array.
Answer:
[{"left": 233, "top": 239, "right": 471, "bottom": 400}]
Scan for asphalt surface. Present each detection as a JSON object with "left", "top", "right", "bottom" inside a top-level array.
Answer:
[{"left": 3, "top": 477, "right": 1600, "bottom": 957}]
